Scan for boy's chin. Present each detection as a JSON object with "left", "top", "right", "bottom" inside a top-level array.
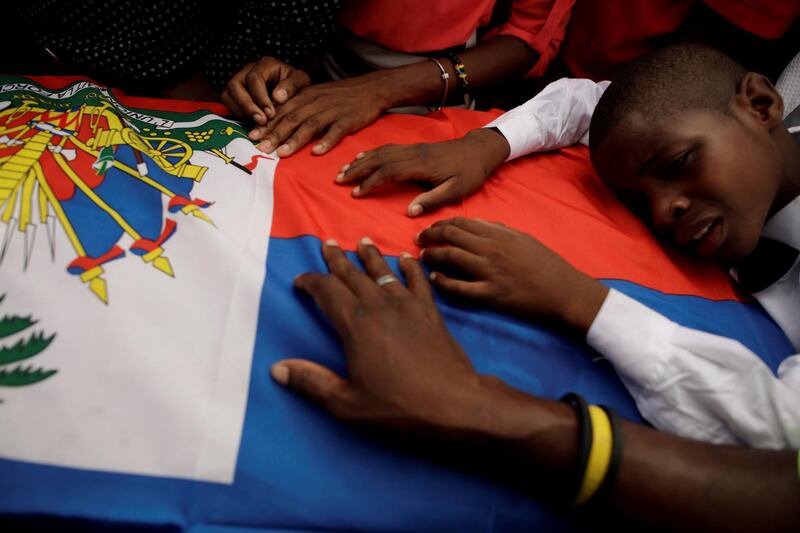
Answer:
[{"left": 715, "top": 232, "right": 760, "bottom": 263}]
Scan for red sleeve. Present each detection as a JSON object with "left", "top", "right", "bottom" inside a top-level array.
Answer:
[
  {"left": 483, "top": 0, "right": 575, "bottom": 78},
  {"left": 703, "top": 0, "right": 800, "bottom": 38}
]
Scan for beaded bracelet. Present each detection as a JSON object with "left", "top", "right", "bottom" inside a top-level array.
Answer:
[
  {"left": 428, "top": 57, "right": 450, "bottom": 111},
  {"left": 447, "top": 52, "right": 469, "bottom": 94}
]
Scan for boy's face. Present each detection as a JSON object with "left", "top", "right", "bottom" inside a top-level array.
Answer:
[{"left": 591, "top": 108, "right": 782, "bottom": 261}]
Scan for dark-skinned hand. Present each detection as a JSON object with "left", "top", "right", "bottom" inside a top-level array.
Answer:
[
  {"left": 221, "top": 56, "right": 311, "bottom": 136},
  {"left": 417, "top": 218, "right": 609, "bottom": 335},
  {"left": 335, "top": 128, "right": 511, "bottom": 217},
  {"left": 254, "top": 71, "right": 400, "bottom": 157},
  {"left": 271, "top": 237, "right": 509, "bottom": 431},
  {"left": 270, "top": 236, "right": 800, "bottom": 532}
]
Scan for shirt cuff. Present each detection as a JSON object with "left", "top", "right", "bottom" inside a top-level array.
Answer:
[
  {"left": 586, "top": 288, "right": 679, "bottom": 386},
  {"left": 483, "top": 113, "right": 543, "bottom": 162}
]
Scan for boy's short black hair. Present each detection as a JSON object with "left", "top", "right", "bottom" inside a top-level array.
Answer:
[{"left": 589, "top": 44, "right": 747, "bottom": 154}]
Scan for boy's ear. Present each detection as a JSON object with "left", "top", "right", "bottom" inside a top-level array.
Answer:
[{"left": 734, "top": 72, "right": 784, "bottom": 129}]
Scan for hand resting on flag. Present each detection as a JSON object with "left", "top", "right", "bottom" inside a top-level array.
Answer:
[
  {"left": 222, "top": 56, "right": 312, "bottom": 134},
  {"left": 417, "top": 217, "right": 609, "bottom": 337},
  {"left": 335, "top": 128, "right": 511, "bottom": 217},
  {"left": 271, "top": 238, "right": 800, "bottom": 530},
  {"left": 229, "top": 35, "right": 538, "bottom": 158}
]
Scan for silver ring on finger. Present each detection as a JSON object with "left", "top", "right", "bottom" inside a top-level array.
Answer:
[{"left": 375, "top": 274, "right": 399, "bottom": 288}]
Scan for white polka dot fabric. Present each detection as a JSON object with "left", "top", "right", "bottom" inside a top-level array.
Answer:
[
  {"left": 204, "top": 0, "right": 340, "bottom": 89},
  {"left": 22, "top": 0, "right": 339, "bottom": 92}
]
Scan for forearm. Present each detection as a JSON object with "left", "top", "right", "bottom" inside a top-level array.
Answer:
[
  {"left": 614, "top": 419, "right": 799, "bottom": 530},
  {"left": 379, "top": 36, "right": 538, "bottom": 109},
  {"left": 452, "top": 379, "right": 800, "bottom": 530},
  {"left": 460, "top": 127, "right": 511, "bottom": 176}
]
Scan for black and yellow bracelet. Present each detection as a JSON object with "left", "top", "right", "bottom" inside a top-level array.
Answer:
[
  {"left": 561, "top": 393, "right": 621, "bottom": 507},
  {"left": 446, "top": 52, "right": 469, "bottom": 94},
  {"left": 595, "top": 405, "right": 623, "bottom": 501},
  {"left": 561, "top": 393, "right": 592, "bottom": 503}
]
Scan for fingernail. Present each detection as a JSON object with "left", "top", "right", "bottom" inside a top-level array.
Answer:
[
  {"left": 271, "top": 364, "right": 289, "bottom": 385},
  {"left": 277, "top": 144, "right": 291, "bottom": 156},
  {"left": 249, "top": 130, "right": 259, "bottom": 140},
  {"left": 259, "top": 140, "right": 272, "bottom": 151},
  {"left": 335, "top": 172, "right": 344, "bottom": 182},
  {"left": 356, "top": 152, "right": 366, "bottom": 159},
  {"left": 360, "top": 236, "right": 374, "bottom": 246},
  {"left": 408, "top": 204, "right": 423, "bottom": 217},
  {"left": 275, "top": 89, "right": 288, "bottom": 102},
  {"left": 415, "top": 231, "right": 422, "bottom": 244},
  {"left": 252, "top": 112, "right": 262, "bottom": 123},
  {"left": 419, "top": 248, "right": 426, "bottom": 259},
  {"left": 341, "top": 163, "right": 350, "bottom": 172},
  {"left": 400, "top": 251, "right": 413, "bottom": 259},
  {"left": 352, "top": 185, "right": 361, "bottom": 196},
  {"left": 325, "top": 238, "right": 339, "bottom": 247},
  {"left": 429, "top": 272, "right": 438, "bottom": 281},
  {"left": 312, "top": 143, "right": 325, "bottom": 154}
]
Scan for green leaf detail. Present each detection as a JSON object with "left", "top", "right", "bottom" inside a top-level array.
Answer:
[
  {"left": 0, "top": 365, "right": 57, "bottom": 387},
  {"left": 0, "top": 315, "right": 37, "bottom": 339},
  {"left": 0, "top": 331, "right": 56, "bottom": 366}
]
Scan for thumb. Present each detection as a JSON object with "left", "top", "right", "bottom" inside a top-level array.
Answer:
[
  {"left": 407, "top": 178, "right": 464, "bottom": 217},
  {"left": 271, "top": 359, "right": 347, "bottom": 407}
]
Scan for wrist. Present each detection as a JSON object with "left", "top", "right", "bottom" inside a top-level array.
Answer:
[
  {"left": 459, "top": 376, "right": 580, "bottom": 493},
  {"left": 559, "top": 276, "right": 609, "bottom": 338},
  {"left": 455, "top": 376, "right": 576, "bottom": 459},
  {"left": 379, "top": 60, "right": 452, "bottom": 109},
  {"left": 464, "top": 128, "right": 510, "bottom": 175}
]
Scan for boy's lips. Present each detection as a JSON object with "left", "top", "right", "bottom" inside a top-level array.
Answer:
[
  {"left": 674, "top": 213, "right": 725, "bottom": 255},
  {"left": 692, "top": 218, "right": 724, "bottom": 256}
]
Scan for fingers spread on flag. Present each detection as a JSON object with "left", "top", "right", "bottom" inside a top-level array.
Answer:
[
  {"left": 407, "top": 178, "right": 462, "bottom": 217},
  {"left": 420, "top": 245, "right": 485, "bottom": 278},
  {"left": 294, "top": 270, "right": 357, "bottom": 333},
  {"left": 398, "top": 252, "right": 435, "bottom": 303},
  {"left": 320, "top": 239, "right": 377, "bottom": 299},
  {"left": 416, "top": 219, "right": 485, "bottom": 251},
  {"left": 271, "top": 359, "right": 352, "bottom": 415},
  {"left": 357, "top": 237, "right": 406, "bottom": 296}
]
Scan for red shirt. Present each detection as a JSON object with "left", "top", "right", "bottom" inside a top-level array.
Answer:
[
  {"left": 338, "top": 0, "right": 575, "bottom": 77},
  {"left": 561, "top": 0, "right": 800, "bottom": 81}
]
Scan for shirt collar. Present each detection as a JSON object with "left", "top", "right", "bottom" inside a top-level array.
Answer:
[{"left": 762, "top": 194, "right": 800, "bottom": 250}]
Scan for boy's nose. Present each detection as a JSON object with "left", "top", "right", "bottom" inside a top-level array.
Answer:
[{"left": 650, "top": 190, "right": 690, "bottom": 232}]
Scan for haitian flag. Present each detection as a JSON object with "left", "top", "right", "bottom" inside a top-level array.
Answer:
[{"left": 0, "top": 76, "right": 793, "bottom": 531}]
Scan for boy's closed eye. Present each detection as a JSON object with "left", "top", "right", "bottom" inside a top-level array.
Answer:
[{"left": 659, "top": 145, "right": 698, "bottom": 178}]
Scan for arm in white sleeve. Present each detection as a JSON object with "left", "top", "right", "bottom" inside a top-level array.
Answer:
[
  {"left": 483, "top": 77, "right": 610, "bottom": 161},
  {"left": 586, "top": 288, "right": 800, "bottom": 450}
]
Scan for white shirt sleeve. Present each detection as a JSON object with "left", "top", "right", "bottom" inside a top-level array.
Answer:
[
  {"left": 586, "top": 288, "right": 800, "bottom": 449},
  {"left": 483, "top": 78, "right": 611, "bottom": 161}
]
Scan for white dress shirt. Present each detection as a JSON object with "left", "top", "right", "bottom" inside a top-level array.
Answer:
[
  {"left": 484, "top": 77, "right": 800, "bottom": 449},
  {"left": 484, "top": 77, "right": 610, "bottom": 159}
]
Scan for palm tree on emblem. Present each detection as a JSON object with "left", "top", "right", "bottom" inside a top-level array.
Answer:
[{"left": 0, "top": 294, "right": 57, "bottom": 398}]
